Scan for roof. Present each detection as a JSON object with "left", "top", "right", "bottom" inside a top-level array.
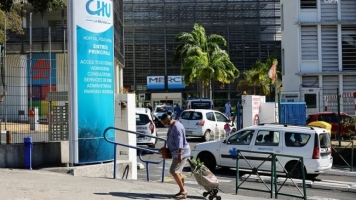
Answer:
[{"left": 246, "top": 123, "right": 330, "bottom": 133}]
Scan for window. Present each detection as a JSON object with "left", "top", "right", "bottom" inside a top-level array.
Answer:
[
  {"left": 342, "top": 26, "right": 356, "bottom": 70},
  {"left": 301, "top": 26, "right": 318, "bottom": 60},
  {"left": 136, "top": 114, "right": 149, "bottom": 125},
  {"left": 255, "top": 130, "right": 280, "bottom": 146},
  {"left": 180, "top": 111, "right": 202, "bottom": 120},
  {"left": 191, "top": 101, "right": 212, "bottom": 109},
  {"left": 319, "top": 133, "right": 331, "bottom": 148},
  {"left": 285, "top": 132, "right": 311, "bottom": 147},
  {"left": 304, "top": 94, "right": 317, "bottom": 108},
  {"left": 300, "top": 0, "right": 317, "bottom": 9},
  {"left": 215, "top": 112, "right": 227, "bottom": 122},
  {"left": 317, "top": 113, "right": 337, "bottom": 123},
  {"left": 228, "top": 130, "right": 255, "bottom": 145},
  {"left": 206, "top": 112, "right": 216, "bottom": 121}
]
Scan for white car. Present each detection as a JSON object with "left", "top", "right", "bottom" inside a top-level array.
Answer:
[
  {"left": 191, "top": 124, "right": 333, "bottom": 179},
  {"left": 179, "top": 109, "right": 236, "bottom": 142},
  {"left": 136, "top": 108, "right": 157, "bottom": 148},
  {"left": 153, "top": 105, "right": 173, "bottom": 127}
]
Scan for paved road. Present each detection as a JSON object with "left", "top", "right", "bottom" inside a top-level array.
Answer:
[{"left": 136, "top": 128, "right": 356, "bottom": 200}]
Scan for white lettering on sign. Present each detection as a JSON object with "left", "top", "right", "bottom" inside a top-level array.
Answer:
[
  {"left": 147, "top": 76, "right": 165, "bottom": 83},
  {"left": 168, "top": 76, "right": 185, "bottom": 83}
]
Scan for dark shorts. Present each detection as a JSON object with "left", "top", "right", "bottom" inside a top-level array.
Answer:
[{"left": 170, "top": 157, "right": 188, "bottom": 174}]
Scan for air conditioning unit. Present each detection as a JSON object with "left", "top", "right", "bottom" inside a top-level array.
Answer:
[{"left": 281, "top": 92, "right": 300, "bottom": 102}]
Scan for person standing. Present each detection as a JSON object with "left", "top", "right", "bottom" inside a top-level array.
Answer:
[
  {"left": 174, "top": 103, "right": 182, "bottom": 120},
  {"left": 160, "top": 113, "right": 190, "bottom": 199},
  {"left": 225, "top": 101, "right": 231, "bottom": 118}
]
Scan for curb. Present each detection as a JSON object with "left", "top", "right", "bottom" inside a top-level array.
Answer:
[{"left": 241, "top": 175, "right": 356, "bottom": 193}]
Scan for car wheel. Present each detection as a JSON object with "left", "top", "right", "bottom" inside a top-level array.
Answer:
[
  {"left": 203, "top": 130, "right": 211, "bottom": 142},
  {"left": 285, "top": 161, "right": 304, "bottom": 179},
  {"left": 197, "top": 152, "right": 217, "bottom": 172}
]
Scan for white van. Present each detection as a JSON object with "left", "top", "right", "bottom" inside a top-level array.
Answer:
[
  {"left": 185, "top": 98, "right": 214, "bottom": 110},
  {"left": 191, "top": 124, "right": 333, "bottom": 179}
]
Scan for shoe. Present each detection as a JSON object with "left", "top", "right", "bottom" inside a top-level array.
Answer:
[{"left": 173, "top": 191, "right": 187, "bottom": 199}]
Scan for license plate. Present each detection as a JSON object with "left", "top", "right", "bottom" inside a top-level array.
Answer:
[
  {"left": 137, "top": 137, "right": 147, "bottom": 141},
  {"left": 186, "top": 131, "right": 193, "bottom": 134}
]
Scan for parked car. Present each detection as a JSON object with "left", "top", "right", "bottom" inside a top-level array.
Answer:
[
  {"left": 191, "top": 124, "right": 333, "bottom": 179},
  {"left": 153, "top": 105, "right": 173, "bottom": 127},
  {"left": 179, "top": 109, "right": 236, "bottom": 142},
  {"left": 136, "top": 108, "right": 157, "bottom": 148},
  {"left": 306, "top": 112, "right": 356, "bottom": 139}
]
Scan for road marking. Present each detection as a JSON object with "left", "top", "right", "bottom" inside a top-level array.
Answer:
[{"left": 308, "top": 197, "right": 339, "bottom": 200}]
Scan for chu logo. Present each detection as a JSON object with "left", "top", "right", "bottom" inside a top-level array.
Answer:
[{"left": 86, "top": 0, "right": 111, "bottom": 18}]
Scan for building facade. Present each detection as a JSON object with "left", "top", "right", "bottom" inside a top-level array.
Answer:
[
  {"left": 281, "top": 0, "right": 356, "bottom": 115},
  {"left": 123, "top": 0, "right": 281, "bottom": 108}
]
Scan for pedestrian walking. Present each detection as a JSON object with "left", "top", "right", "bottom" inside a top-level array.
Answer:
[{"left": 160, "top": 113, "right": 191, "bottom": 199}]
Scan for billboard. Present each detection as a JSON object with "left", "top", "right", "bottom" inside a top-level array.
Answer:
[
  {"left": 69, "top": 0, "right": 115, "bottom": 164},
  {"left": 146, "top": 75, "right": 185, "bottom": 90}
]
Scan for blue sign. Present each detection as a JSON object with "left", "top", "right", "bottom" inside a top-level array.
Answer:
[
  {"left": 147, "top": 76, "right": 164, "bottom": 90},
  {"left": 168, "top": 76, "right": 185, "bottom": 89},
  {"left": 72, "top": 0, "right": 115, "bottom": 164}
]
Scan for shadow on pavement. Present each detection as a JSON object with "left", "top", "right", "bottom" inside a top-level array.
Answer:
[{"left": 95, "top": 192, "right": 205, "bottom": 199}]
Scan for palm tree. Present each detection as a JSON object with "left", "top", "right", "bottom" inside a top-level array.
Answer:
[
  {"left": 240, "top": 51, "right": 281, "bottom": 100},
  {"left": 173, "top": 23, "right": 239, "bottom": 98}
]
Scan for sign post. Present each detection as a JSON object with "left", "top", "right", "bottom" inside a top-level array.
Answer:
[{"left": 68, "top": 0, "right": 115, "bottom": 164}]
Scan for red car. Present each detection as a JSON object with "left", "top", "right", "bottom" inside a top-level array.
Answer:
[{"left": 306, "top": 112, "right": 356, "bottom": 139}]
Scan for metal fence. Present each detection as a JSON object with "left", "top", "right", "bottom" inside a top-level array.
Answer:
[
  {"left": 0, "top": 52, "right": 69, "bottom": 144},
  {"left": 281, "top": 89, "right": 356, "bottom": 116}
]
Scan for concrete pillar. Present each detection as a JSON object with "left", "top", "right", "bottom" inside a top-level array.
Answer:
[{"left": 115, "top": 94, "right": 137, "bottom": 179}]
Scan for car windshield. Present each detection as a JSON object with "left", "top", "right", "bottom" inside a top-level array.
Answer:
[
  {"left": 136, "top": 113, "right": 150, "bottom": 125},
  {"left": 180, "top": 111, "right": 203, "bottom": 120},
  {"left": 155, "top": 106, "right": 172, "bottom": 113},
  {"left": 191, "top": 101, "right": 211, "bottom": 109}
]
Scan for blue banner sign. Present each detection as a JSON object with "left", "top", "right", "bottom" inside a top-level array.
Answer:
[
  {"left": 146, "top": 75, "right": 185, "bottom": 90},
  {"left": 71, "top": 0, "right": 115, "bottom": 163}
]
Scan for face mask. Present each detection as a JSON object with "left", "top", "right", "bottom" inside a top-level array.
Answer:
[{"left": 164, "top": 124, "right": 170, "bottom": 128}]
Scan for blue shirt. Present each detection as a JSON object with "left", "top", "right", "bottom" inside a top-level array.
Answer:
[{"left": 166, "top": 121, "right": 190, "bottom": 159}]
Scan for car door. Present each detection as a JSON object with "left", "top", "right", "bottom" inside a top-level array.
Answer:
[
  {"left": 214, "top": 111, "right": 229, "bottom": 139},
  {"left": 249, "top": 130, "right": 282, "bottom": 171},
  {"left": 218, "top": 129, "right": 255, "bottom": 168}
]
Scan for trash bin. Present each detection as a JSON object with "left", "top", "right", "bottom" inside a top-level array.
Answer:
[{"left": 24, "top": 137, "right": 33, "bottom": 170}]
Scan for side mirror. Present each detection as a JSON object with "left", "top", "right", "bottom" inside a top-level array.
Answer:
[{"left": 222, "top": 139, "right": 227, "bottom": 144}]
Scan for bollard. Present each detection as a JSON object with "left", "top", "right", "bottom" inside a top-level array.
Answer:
[
  {"left": 24, "top": 137, "right": 33, "bottom": 170},
  {"left": 6, "top": 131, "right": 11, "bottom": 144}
]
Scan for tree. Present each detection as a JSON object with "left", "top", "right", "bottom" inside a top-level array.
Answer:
[
  {"left": 27, "top": 0, "right": 66, "bottom": 27},
  {"left": 237, "top": 51, "right": 281, "bottom": 98},
  {"left": 27, "top": 0, "right": 65, "bottom": 14},
  {"left": 173, "top": 23, "right": 239, "bottom": 98},
  {"left": 0, "top": 2, "right": 24, "bottom": 44}
]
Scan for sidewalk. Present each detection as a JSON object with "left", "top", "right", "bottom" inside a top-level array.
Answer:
[{"left": 0, "top": 168, "right": 262, "bottom": 200}]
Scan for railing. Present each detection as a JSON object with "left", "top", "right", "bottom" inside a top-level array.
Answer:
[
  {"left": 331, "top": 140, "right": 354, "bottom": 171},
  {"left": 235, "top": 149, "right": 307, "bottom": 199},
  {"left": 103, "top": 126, "right": 167, "bottom": 182}
]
